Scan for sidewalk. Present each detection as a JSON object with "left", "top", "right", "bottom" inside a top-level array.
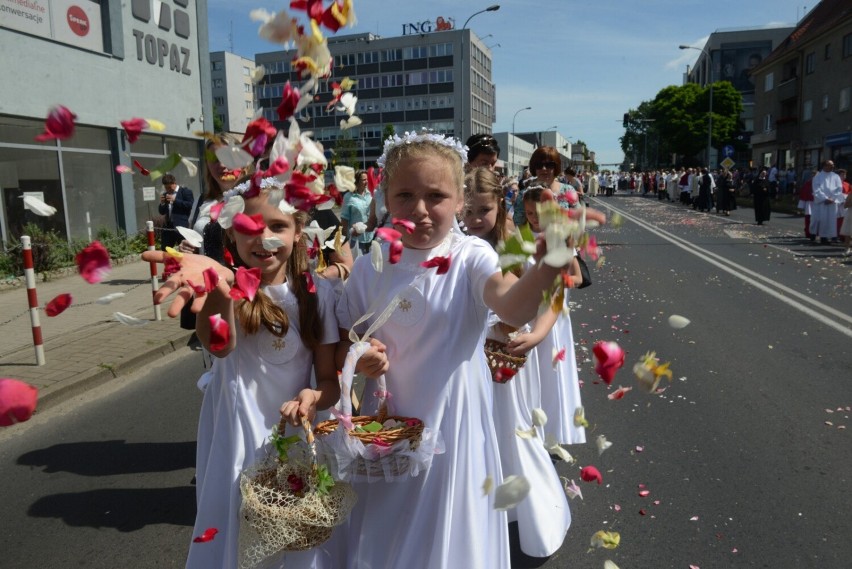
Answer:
[{"left": 0, "top": 259, "right": 195, "bottom": 412}]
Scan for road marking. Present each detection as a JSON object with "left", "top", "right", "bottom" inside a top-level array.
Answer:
[{"left": 595, "top": 199, "right": 852, "bottom": 339}]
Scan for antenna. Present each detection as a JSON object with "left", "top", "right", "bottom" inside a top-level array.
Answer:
[{"left": 229, "top": 20, "right": 234, "bottom": 53}]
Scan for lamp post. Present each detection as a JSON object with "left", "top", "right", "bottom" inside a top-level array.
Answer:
[
  {"left": 679, "top": 44, "right": 714, "bottom": 167},
  {"left": 512, "top": 106, "right": 531, "bottom": 177},
  {"left": 459, "top": 5, "right": 500, "bottom": 141}
]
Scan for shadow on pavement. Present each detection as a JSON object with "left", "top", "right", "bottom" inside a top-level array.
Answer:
[
  {"left": 27, "top": 486, "right": 195, "bottom": 530},
  {"left": 18, "top": 440, "right": 196, "bottom": 475}
]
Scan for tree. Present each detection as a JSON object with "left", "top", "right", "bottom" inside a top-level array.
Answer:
[
  {"left": 382, "top": 124, "right": 395, "bottom": 141},
  {"left": 331, "top": 133, "right": 359, "bottom": 169},
  {"left": 212, "top": 104, "right": 225, "bottom": 133}
]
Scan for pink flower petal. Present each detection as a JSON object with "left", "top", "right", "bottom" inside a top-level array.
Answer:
[
  {"left": 580, "top": 465, "right": 603, "bottom": 485},
  {"left": 389, "top": 240, "right": 403, "bottom": 264},
  {"left": 593, "top": 341, "right": 625, "bottom": 384},
  {"left": 202, "top": 267, "right": 219, "bottom": 293},
  {"left": 638, "top": 489, "right": 650, "bottom": 497},
  {"left": 35, "top": 105, "right": 76, "bottom": 141},
  {"left": 393, "top": 218, "right": 415, "bottom": 234},
  {"left": 375, "top": 227, "right": 402, "bottom": 242},
  {"left": 75, "top": 241, "right": 111, "bottom": 284},
  {"left": 115, "top": 165, "right": 133, "bottom": 174},
  {"left": 232, "top": 212, "right": 266, "bottom": 236},
  {"left": 229, "top": 266, "right": 261, "bottom": 302},
  {"left": 607, "top": 385, "right": 632, "bottom": 400},
  {"left": 304, "top": 271, "right": 316, "bottom": 293},
  {"left": 208, "top": 314, "right": 230, "bottom": 352},
  {"left": 0, "top": 378, "right": 38, "bottom": 426},
  {"left": 45, "top": 293, "right": 72, "bottom": 317}
]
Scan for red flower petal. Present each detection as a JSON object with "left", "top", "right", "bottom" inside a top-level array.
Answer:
[
  {"left": 277, "top": 81, "right": 301, "bottom": 122},
  {"left": 35, "top": 105, "right": 76, "bottom": 141},
  {"left": 232, "top": 213, "right": 266, "bottom": 236},
  {"left": 75, "top": 241, "right": 111, "bottom": 284},
  {"left": 209, "top": 201, "right": 224, "bottom": 223},
  {"left": 375, "top": 227, "right": 402, "bottom": 242},
  {"left": 241, "top": 118, "right": 277, "bottom": 157},
  {"left": 421, "top": 254, "right": 451, "bottom": 275},
  {"left": 494, "top": 366, "right": 517, "bottom": 383},
  {"left": 393, "top": 218, "right": 415, "bottom": 234},
  {"left": 192, "top": 527, "right": 219, "bottom": 543},
  {"left": 162, "top": 257, "right": 181, "bottom": 280},
  {"left": 0, "top": 378, "right": 38, "bottom": 427},
  {"left": 367, "top": 167, "right": 381, "bottom": 194},
  {"left": 607, "top": 386, "right": 633, "bottom": 400},
  {"left": 592, "top": 341, "right": 625, "bottom": 384},
  {"left": 229, "top": 267, "right": 261, "bottom": 302},
  {"left": 202, "top": 267, "right": 220, "bottom": 293},
  {"left": 45, "top": 293, "right": 72, "bottom": 317},
  {"left": 388, "top": 241, "right": 403, "bottom": 264},
  {"left": 132, "top": 159, "right": 150, "bottom": 176},
  {"left": 120, "top": 118, "right": 148, "bottom": 144},
  {"left": 580, "top": 465, "right": 603, "bottom": 485},
  {"left": 304, "top": 271, "right": 316, "bottom": 294},
  {"left": 208, "top": 314, "right": 230, "bottom": 352}
]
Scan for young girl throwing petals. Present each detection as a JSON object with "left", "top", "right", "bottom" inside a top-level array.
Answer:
[
  {"left": 143, "top": 179, "right": 341, "bottom": 569},
  {"left": 463, "top": 168, "right": 571, "bottom": 558},
  {"left": 523, "top": 189, "right": 586, "bottom": 446},
  {"left": 334, "top": 133, "right": 578, "bottom": 569}
]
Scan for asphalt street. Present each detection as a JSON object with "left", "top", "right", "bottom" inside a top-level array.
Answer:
[{"left": 1, "top": 194, "right": 850, "bottom": 568}]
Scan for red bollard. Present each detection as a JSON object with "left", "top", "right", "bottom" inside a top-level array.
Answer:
[
  {"left": 146, "top": 221, "right": 162, "bottom": 321},
  {"left": 21, "top": 236, "right": 46, "bottom": 366}
]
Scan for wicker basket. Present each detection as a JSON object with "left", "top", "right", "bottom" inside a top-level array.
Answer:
[
  {"left": 238, "top": 418, "right": 356, "bottom": 568},
  {"left": 484, "top": 338, "right": 527, "bottom": 383}
]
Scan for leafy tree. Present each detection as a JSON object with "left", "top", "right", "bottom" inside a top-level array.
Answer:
[
  {"left": 382, "top": 124, "right": 395, "bottom": 141},
  {"left": 212, "top": 103, "right": 225, "bottom": 133},
  {"left": 332, "top": 133, "right": 359, "bottom": 169}
]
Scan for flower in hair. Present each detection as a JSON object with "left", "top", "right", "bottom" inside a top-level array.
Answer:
[{"left": 377, "top": 128, "right": 468, "bottom": 168}]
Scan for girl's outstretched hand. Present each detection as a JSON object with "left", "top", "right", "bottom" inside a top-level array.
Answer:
[
  {"left": 505, "top": 332, "right": 544, "bottom": 356},
  {"left": 280, "top": 389, "right": 320, "bottom": 426},
  {"left": 356, "top": 338, "right": 390, "bottom": 378},
  {"left": 140, "top": 250, "right": 234, "bottom": 318}
]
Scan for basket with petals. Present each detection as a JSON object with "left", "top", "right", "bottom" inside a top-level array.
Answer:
[
  {"left": 314, "top": 341, "right": 443, "bottom": 482},
  {"left": 238, "top": 418, "right": 357, "bottom": 569},
  {"left": 484, "top": 338, "right": 527, "bottom": 383}
]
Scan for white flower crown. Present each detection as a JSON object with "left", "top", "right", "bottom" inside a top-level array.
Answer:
[
  {"left": 224, "top": 176, "right": 283, "bottom": 200},
  {"left": 376, "top": 129, "right": 468, "bottom": 168}
]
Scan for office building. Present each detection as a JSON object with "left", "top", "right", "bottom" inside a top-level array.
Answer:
[
  {"left": 0, "top": 0, "right": 213, "bottom": 243},
  {"left": 211, "top": 51, "right": 257, "bottom": 135},
  {"left": 254, "top": 27, "right": 496, "bottom": 167}
]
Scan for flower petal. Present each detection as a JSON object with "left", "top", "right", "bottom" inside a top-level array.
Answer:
[
  {"left": 493, "top": 475, "right": 531, "bottom": 510},
  {"left": 590, "top": 530, "right": 620, "bottom": 549},
  {"left": 531, "top": 408, "right": 548, "bottom": 428},
  {"left": 580, "top": 465, "right": 603, "bottom": 484},
  {"left": 113, "top": 312, "right": 149, "bottom": 327},
  {"left": 593, "top": 341, "right": 625, "bottom": 384},
  {"left": 370, "top": 240, "right": 383, "bottom": 273},
  {"left": 177, "top": 226, "right": 203, "bottom": 248},
  {"left": 45, "top": 293, "right": 72, "bottom": 317},
  {"left": 420, "top": 254, "right": 451, "bottom": 275},
  {"left": 0, "top": 378, "right": 38, "bottom": 426},
  {"left": 192, "top": 527, "right": 219, "bottom": 543},
  {"left": 232, "top": 212, "right": 266, "bottom": 236},
  {"left": 482, "top": 475, "right": 494, "bottom": 496},
  {"left": 230, "top": 267, "right": 262, "bottom": 302},
  {"left": 22, "top": 195, "right": 57, "bottom": 217},
  {"left": 607, "top": 385, "right": 633, "bottom": 400},
  {"left": 668, "top": 314, "right": 691, "bottom": 329},
  {"left": 561, "top": 478, "right": 583, "bottom": 500},
  {"left": 35, "top": 105, "right": 76, "bottom": 141},
  {"left": 96, "top": 292, "right": 125, "bottom": 304},
  {"left": 76, "top": 241, "right": 111, "bottom": 284},
  {"left": 262, "top": 237, "right": 284, "bottom": 251},
  {"left": 208, "top": 313, "right": 230, "bottom": 351},
  {"left": 214, "top": 144, "right": 254, "bottom": 170},
  {"left": 595, "top": 434, "right": 613, "bottom": 455}
]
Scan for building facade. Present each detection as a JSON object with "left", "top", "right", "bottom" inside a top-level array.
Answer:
[
  {"left": 210, "top": 51, "right": 256, "bottom": 135},
  {"left": 254, "top": 29, "right": 496, "bottom": 168},
  {"left": 683, "top": 25, "right": 794, "bottom": 168},
  {"left": 749, "top": 0, "right": 852, "bottom": 175},
  {"left": 0, "top": 0, "right": 213, "bottom": 243}
]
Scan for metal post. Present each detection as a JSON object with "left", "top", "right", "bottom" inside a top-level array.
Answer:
[
  {"left": 21, "top": 236, "right": 45, "bottom": 365},
  {"left": 146, "top": 221, "right": 162, "bottom": 321}
]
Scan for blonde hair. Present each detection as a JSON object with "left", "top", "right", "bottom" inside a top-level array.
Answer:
[
  {"left": 464, "top": 167, "right": 508, "bottom": 247},
  {"left": 225, "top": 206, "right": 321, "bottom": 350},
  {"left": 379, "top": 139, "right": 465, "bottom": 197}
]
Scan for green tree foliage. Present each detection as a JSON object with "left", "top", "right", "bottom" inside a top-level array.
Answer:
[
  {"left": 382, "top": 124, "right": 396, "bottom": 141},
  {"left": 622, "top": 81, "right": 743, "bottom": 167},
  {"left": 332, "top": 134, "right": 359, "bottom": 169}
]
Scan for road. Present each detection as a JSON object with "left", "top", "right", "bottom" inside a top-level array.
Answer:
[{"left": 2, "top": 195, "right": 850, "bottom": 568}]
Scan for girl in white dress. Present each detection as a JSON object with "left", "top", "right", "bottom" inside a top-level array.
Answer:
[
  {"left": 144, "top": 180, "right": 341, "bottom": 569},
  {"left": 334, "top": 133, "right": 579, "bottom": 569},
  {"left": 523, "top": 188, "right": 587, "bottom": 446},
  {"left": 463, "top": 167, "right": 571, "bottom": 557}
]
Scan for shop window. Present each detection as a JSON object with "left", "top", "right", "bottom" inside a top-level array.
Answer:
[
  {"left": 62, "top": 152, "right": 117, "bottom": 239},
  {"left": 0, "top": 115, "right": 56, "bottom": 148},
  {"left": 0, "top": 148, "right": 65, "bottom": 241}
]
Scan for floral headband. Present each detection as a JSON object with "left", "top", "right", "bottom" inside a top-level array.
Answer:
[{"left": 377, "top": 129, "right": 468, "bottom": 168}]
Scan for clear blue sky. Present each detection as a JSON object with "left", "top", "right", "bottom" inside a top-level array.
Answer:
[{"left": 207, "top": 0, "right": 811, "bottom": 165}]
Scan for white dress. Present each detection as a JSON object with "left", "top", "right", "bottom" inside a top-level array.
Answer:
[
  {"left": 488, "top": 316, "right": 571, "bottom": 557},
  {"left": 187, "top": 279, "right": 340, "bottom": 569},
  {"left": 335, "top": 231, "right": 511, "bottom": 569}
]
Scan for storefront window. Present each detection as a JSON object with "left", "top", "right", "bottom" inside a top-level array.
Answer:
[
  {"left": 0, "top": 147, "right": 65, "bottom": 242},
  {"left": 63, "top": 125, "right": 109, "bottom": 151},
  {"left": 61, "top": 152, "right": 117, "bottom": 240},
  {"left": 0, "top": 115, "right": 57, "bottom": 148},
  {"left": 131, "top": 133, "right": 166, "bottom": 155}
]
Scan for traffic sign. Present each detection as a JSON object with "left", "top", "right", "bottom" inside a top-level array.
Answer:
[
  {"left": 720, "top": 157, "right": 735, "bottom": 170},
  {"left": 722, "top": 145, "right": 735, "bottom": 158}
]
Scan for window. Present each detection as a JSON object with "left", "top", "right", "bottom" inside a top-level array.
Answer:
[
  {"left": 822, "top": 94, "right": 829, "bottom": 110},
  {"left": 841, "top": 88, "right": 851, "bottom": 112},
  {"left": 243, "top": 83, "right": 252, "bottom": 93},
  {"left": 805, "top": 52, "right": 815, "bottom": 74},
  {"left": 403, "top": 46, "right": 428, "bottom": 59},
  {"left": 382, "top": 49, "right": 402, "bottom": 61},
  {"left": 357, "top": 51, "right": 379, "bottom": 64},
  {"left": 844, "top": 33, "right": 852, "bottom": 58},
  {"left": 803, "top": 100, "right": 813, "bottom": 121},
  {"left": 429, "top": 43, "right": 453, "bottom": 57},
  {"left": 357, "top": 76, "right": 380, "bottom": 89},
  {"left": 824, "top": 43, "right": 831, "bottom": 60},
  {"left": 213, "top": 79, "right": 223, "bottom": 88},
  {"left": 381, "top": 74, "right": 403, "bottom": 87},
  {"left": 334, "top": 53, "right": 356, "bottom": 67},
  {"left": 243, "top": 66, "right": 251, "bottom": 76},
  {"left": 764, "top": 72, "right": 774, "bottom": 91},
  {"left": 763, "top": 114, "right": 773, "bottom": 132},
  {"left": 245, "top": 101, "right": 253, "bottom": 109},
  {"left": 211, "top": 61, "right": 223, "bottom": 71}
]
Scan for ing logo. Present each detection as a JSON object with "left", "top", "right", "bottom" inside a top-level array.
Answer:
[{"left": 132, "top": 0, "right": 191, "bottom": 39}]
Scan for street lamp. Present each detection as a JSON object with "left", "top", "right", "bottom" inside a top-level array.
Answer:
[
  {"left": 512, "top": 106, "right": 531, "bottom": 178},
  {"left": 679, "top": 44, "right": 714, "bottom": 167},
  {"left": 458, "top": 5, "right": 500, "bottom": 141},
  {"left": 486, "top": 42, "right": 501, "bottom": 50}
]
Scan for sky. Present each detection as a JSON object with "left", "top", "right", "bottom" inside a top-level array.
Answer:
[{"left": 206, "top": 0, "right": 813, "bottom": 166}]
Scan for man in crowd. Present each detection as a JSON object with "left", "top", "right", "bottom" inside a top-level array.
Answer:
[{"left": 809, "top": 160, "right": 844, "bottom": 244}]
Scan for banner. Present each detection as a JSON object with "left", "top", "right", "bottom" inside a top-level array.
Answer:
[{"left": 1, "top": 0, "right": 103, "bottom": 53}]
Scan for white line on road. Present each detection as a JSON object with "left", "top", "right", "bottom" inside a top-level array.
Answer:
[{"left": 596, "top": 199, "right": 852, "bottom": 339}]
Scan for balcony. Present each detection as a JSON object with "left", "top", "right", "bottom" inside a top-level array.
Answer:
[
  {"left": 777, "top": 77, "right": 798, "bottom": 101},
  {"left": 751, "top": 129, "right": 777, "bottom": 145}
]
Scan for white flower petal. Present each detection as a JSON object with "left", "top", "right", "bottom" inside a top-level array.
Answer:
[
  {"left": 370, "top": 240, "right": 383, "bottom": 273},
  {"left": 596, "top": 434, "right": 613, "bottom": 456},
  {"left": 214, "top": 145, "right": 254, "bottom": 170},
  {"left": 113, "top": 312, "right": 149, "bottom": 327},
  {"left": 177, "top": 226, "right": 203, "bottom": 248},
  {"left": 545, "top": 433, "right": 574, "bottom": 463},
  {"left": 340, "top": 116, "right": 362, "bottom": 130},
  {"left": 277, "top": 199, "right": 297, "bottom": 215},
  {"left": 180, "top": 157, "right": 198, "bottom": 177},
  {"left": 217, "top": 195, "right": 245, "bottom": 230},
  {"left": 543, "top": 246, "right": 574, "bottom": 268},
  {"left": 668, "top": 314, "right": 691, "bottom": 329},
  {"left": 515, "top": 426, "right": 537, "bottom": 440},
  {"left": 334, "top": 165, "right": 356, "bottom": 193},
  {"left": 22, "top": 195, "right": 57, "bottom": 217},
  {"left": 250, "top": 66, "right": 265, "bottom": 84},
  {"left": 493, "top": 475, "right": 531, "bottom": 510},
  {"left": 604, "top": 561, "right": 620, "bottom": 569},
  {"left": 96, "top": 292, "right": 126, "bottom": 305},
  {"left": 482, "top": 475, "right": 494, "bottom": 496},
  {"left": 531, "top": 408, "right": 548, "bottom": 428},
  {"left": 262, "top": 237, "right": 283, "bottom": 251}
]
